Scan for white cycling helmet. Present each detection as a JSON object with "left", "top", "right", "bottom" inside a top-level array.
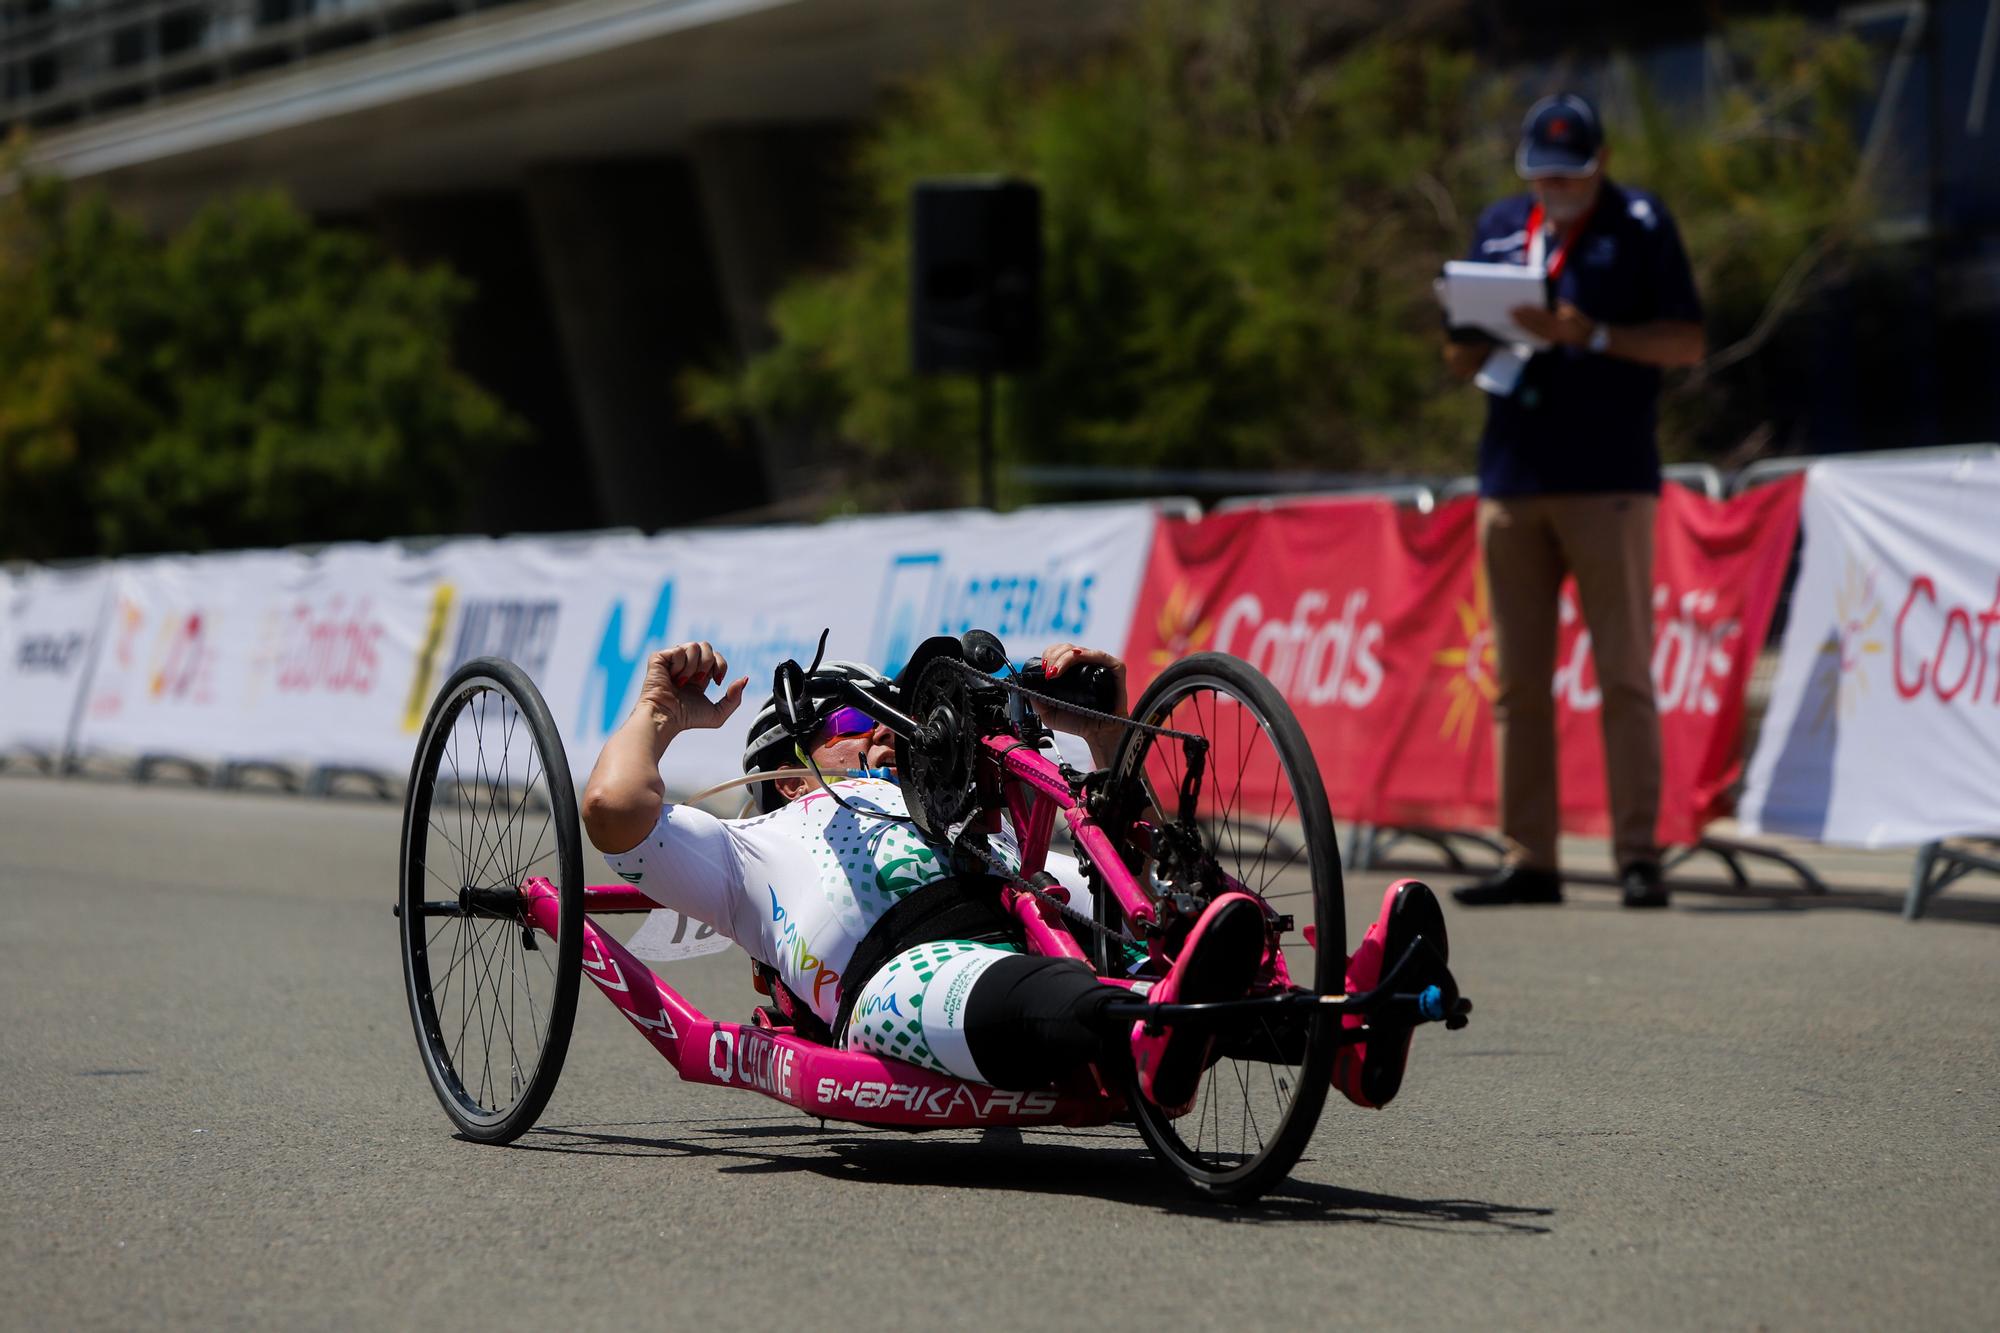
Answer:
[{"left": 740, "top": 660, "right": 895, "bottom": 813}]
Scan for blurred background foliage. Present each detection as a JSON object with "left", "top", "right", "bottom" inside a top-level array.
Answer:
[
  {"left": 0, "top": 148, "right": 521, "bottom": 560},
  {"left": 0, "top": 1, "right": 1881, "bottom": 552},
  {"left": 685, "top": 1, "right": 1875, "bottom": 508}
]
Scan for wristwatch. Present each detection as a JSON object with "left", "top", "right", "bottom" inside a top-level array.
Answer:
[{"left": 1586, "top": 322, "right": 1612, "bottom": 354}]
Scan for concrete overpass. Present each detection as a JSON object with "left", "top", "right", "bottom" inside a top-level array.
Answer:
[{"left": 8, "top": 0, "right": 1120, "bottom": 531}]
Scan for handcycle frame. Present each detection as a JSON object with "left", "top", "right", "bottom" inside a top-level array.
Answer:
[{"left": 487, "top": 710, "right": 1463, "bottom": 1132}]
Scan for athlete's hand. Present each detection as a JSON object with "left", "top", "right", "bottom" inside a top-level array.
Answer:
[
  {"left": 639, "top": 641, "right": 747, "bottom": 731},
  {"left": 1034, "top": 643, "right": 1128, "bottom": 762}
]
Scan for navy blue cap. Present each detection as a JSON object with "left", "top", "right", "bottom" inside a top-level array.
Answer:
[{"left": 1516, "top": 93, "right": 1603, "bottom": 178}]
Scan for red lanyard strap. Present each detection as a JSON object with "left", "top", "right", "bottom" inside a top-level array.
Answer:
[{"left": 1526, "top": 201, "right": 1595, "bottom": 282}]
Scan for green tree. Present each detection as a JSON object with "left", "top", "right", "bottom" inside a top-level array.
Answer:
[
  {"left": 1607, "top": 19, "right": 1874, "bottom": 459},
  {"left": 685, "top": 4, "right": 1871, "bottom": 503},
  {"left": 0, "top": 155, "right": 521, "bottom": 559}
]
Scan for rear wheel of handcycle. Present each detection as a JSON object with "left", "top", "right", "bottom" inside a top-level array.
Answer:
[
  {"left": 398, "top": 656, "right": 583, "bottom": 1143},
  {"left": 1103, "top": 652, "right": 1345, "bottom": 1202}
]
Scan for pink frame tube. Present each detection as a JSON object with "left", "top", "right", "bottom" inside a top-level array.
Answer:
[
  {"left": 523, "top": 878, "right": 1119, "bottom": 1129},
  {"left": 986, "top": 738, "right": 1295, "bottom": 988},
  {"left": 578, "top": 886, "right": 659, "bottom": 914},
  {"left": 1004, "top": 884, "right": 1089, "bottom": 962},
  {"left": 504, "top": 723, "right": 1295, "bottom": 1132},
  {"left": 982, "top": 736, "right": 1156, "bottom": 928}
]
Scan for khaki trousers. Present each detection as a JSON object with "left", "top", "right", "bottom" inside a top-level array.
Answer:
[{"left": 1478, "top": 493, "right": 1661, "bottom": 871}]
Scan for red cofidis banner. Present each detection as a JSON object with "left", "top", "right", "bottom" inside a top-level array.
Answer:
[{"left": 1121, "top": 475, "right": 1803, "bottom": 847}]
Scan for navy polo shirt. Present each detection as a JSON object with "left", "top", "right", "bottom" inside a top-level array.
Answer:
[{"left": 1463, "top": 180, "right": 1702, "bottom": 497}]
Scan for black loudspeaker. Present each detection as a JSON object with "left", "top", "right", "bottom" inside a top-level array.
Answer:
[{"left": 911, "top": 178, "right": 1042, "bottom": 375}]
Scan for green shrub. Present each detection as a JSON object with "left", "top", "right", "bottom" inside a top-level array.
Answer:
[
  {"left": 0, "top": 159, "right": 522, "bottom": 558},
  {"left": 686, "top": 4, "right": 1871, "bottom": 503}
]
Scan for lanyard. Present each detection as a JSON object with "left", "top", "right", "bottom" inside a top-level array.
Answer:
[{"left": 1525, "top": 201, "right": 1596, "bottom": 282}]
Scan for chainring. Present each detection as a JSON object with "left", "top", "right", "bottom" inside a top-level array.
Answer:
[{"left": 898, "top": 658, "right": 979, "bottom": 843}]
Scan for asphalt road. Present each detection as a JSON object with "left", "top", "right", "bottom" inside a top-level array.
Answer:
[{"left": 2, "top": 774, "right": 1995, "bottom": 1331}]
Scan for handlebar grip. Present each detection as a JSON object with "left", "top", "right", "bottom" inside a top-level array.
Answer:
[
  {"left": 771, "top": 658, "right": 815, "bottom": 737},
  {"left": 1018, "top": 659, "right": 1118, "bottom": 713}
]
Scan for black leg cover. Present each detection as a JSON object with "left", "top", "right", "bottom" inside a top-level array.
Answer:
[{"left": 962, "top": 955, "right": 1123, "bottom": 1090}]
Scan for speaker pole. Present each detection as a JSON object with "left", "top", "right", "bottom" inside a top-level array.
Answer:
[{"left": 978, "top": 370, "right": 996, "bottom": 510}]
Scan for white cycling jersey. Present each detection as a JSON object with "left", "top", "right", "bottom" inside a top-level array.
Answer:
[{"left": 604, "top": 777, "right": 1086, "bottom": 1028}]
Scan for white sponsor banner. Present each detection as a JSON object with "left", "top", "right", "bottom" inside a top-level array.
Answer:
[
  {"left": 66, "top": 504, "right": 1159, "bottom": 798},
  {"left": 395, "top": 531, "right": 646, "bottom": 762},
  {"left": 548, "top": 502, "right": 1159, "bottom": 796},
  {"left": 0, "top": 563, "right": 111, "bottom": 755},
  {"left": 559, "top": 502, "right": 1155, "bottom": 963},
  {"left": 77, "top": 544, "right": 446, "bottom": 768},
  {"left": 77, "top": 550, "right": 284, "bottom": 758},
  {"left": 1740, "top": 456, "right": 2000, "bottom": 846}
]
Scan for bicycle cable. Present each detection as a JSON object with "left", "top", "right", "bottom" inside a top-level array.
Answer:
[
  {"left": 764, "top": 648, "right": 1211, "bottom": 885},
  {"left": 936, "top": 657, "right": 1209, "bottom": 748},
  {"left": 935, "top": 656, "right": 1213, "bottom": 828}
]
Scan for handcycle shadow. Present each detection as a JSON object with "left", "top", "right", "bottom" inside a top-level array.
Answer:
[
  {"left": 1433, "top": 868, "right": 2000, "bottom": 928},
  {"left": 499, "top": 1117, "right": 1553, "bottom": 1234},
  {"left": 1663, "top": 882, "right": 2000, "bottom": 927}
]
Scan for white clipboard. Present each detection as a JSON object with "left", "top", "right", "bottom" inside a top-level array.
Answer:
[{"left": 1441, "top": 261, "right": 1551, "bottom": 349}]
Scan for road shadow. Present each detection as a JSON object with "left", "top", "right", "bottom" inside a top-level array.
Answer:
[
  {"left": 503, "top": 1117, "right": 1552, "bottom": 1234},
  {"left": 1658, "top": 881, "right": 2000, "bottom": 927},
  {"left": 1526, "top": 868, "right": 2000, "bottom": 927},
  {"left": 1390, "top": 859, "right": 2000, "bottom": 928}
]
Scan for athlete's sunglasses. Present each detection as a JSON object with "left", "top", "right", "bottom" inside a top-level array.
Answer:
[{"left": 817, "top": 706, "right": 878, "bottom": 741}]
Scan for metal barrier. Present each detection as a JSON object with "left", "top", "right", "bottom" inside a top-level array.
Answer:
[
  {"left": 1211, "top": 484, "right": 1437, "bottom": 514},
  {"left": 1732, "top": 442, "right": 2000, "bottom": 494},
  {"left": 1014, "top": 465, "right": 1439, "bottom": 508},
  {"left": 1908, "top": 840, "right": 2000, "bottom": 920},
  {"left": 7, "top": 451, "right": 2000, "bottom": 919},
  {"left": 1664, "top": 462, "right": 1726, "bottom": 500},
  {"left": 1437, "top": 463, "right": 1722, "bottom": 503}
]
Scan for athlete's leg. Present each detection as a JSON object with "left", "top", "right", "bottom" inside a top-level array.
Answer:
[
  {"left": 847, "top": 907, "right": 1270, "bottom": 1096},
  {"left": 962, "top": 954, "right": 1129, "bottom": 1089},
  {"left": 843, "top": 943, "right": 1124, "bottom": 1090}
]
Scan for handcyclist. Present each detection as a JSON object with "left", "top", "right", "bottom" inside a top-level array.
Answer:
[{"left": 581, "top": 640, "right": 1438, "bottom": 1110}]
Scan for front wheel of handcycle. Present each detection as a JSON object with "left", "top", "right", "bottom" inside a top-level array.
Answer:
[
  {"left": 398, "top": 656, "right": 583, "bottom": 1143},
  {"left": 1105, "top": 652, "right": 1346, "bottom": 1202}
]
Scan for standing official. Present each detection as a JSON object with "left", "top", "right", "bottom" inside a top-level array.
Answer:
[{"left": 1444, "top": 93, "right": 1706, "bottom": 909}]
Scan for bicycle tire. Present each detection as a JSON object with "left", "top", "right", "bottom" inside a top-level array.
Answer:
[
  {"left": 398, "top": 656, "right": 583, "bottom": 1143},
  {"left": 1104, "top": 652, "right": 1345, "bottom": 1202}
]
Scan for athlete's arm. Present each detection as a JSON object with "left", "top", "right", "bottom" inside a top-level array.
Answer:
[
  {"left": 1034, "top": 643, "right": 1129, "bottom": 769},
  {"left": 582, "top": 641, "right": 747, "bottom": 854}
]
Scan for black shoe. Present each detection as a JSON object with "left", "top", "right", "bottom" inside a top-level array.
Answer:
[
  {"left": 1620, "top": 860, "right": 1669, "bottom": 909},
  {"left": 1451, "top": 864, "right": 1562, "bottom": 906}
]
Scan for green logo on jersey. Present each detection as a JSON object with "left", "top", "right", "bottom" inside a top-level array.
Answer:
[{"left": 875, "top": 832, "right": 942, "bottom": 897}]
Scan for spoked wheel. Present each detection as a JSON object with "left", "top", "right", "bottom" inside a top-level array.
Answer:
[
  {"left": 1105, "top": 652, "right": 1345, "bottom": 1202},
  {"left": 398, "top": 656, "right": 582, "bottom": 1143}
]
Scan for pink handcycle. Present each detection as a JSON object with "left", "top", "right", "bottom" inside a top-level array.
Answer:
[{"left": 396, "top": 630, "right": 1469, "bottom": 1202}]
